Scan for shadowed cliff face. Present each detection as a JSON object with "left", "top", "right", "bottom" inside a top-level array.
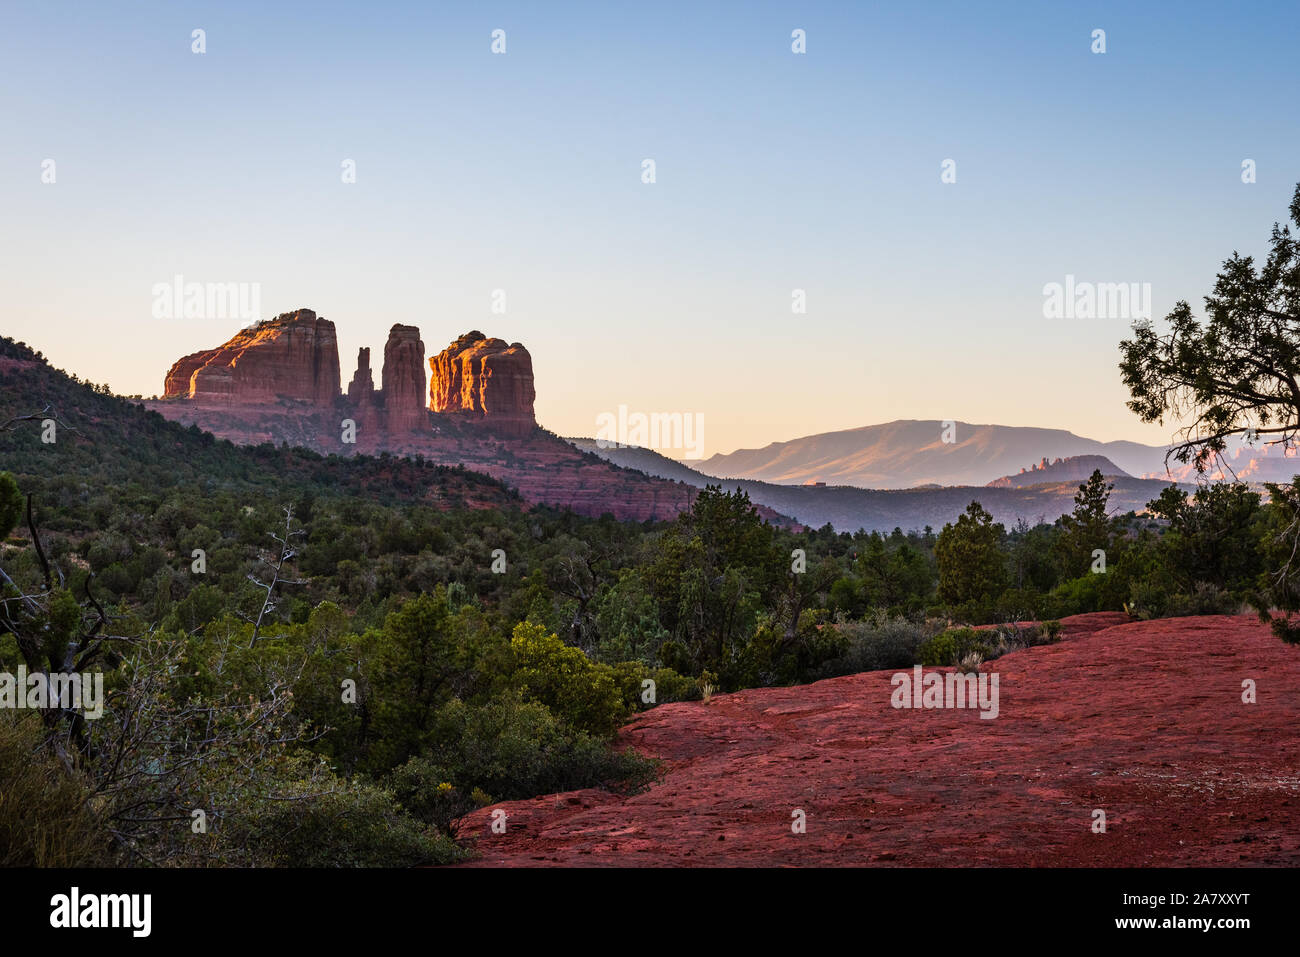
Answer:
[
  {"left": 382, "top": 324, "right": 427, "bottom": 434},
  {"left": 339, "top": 326, "right": 427, "bottom": 435},
  {"left": 345, "top": 346, "right": 380, "bottom": 435}
]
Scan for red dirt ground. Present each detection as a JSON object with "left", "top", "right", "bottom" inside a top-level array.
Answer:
[{"left": 458, "top": 612, "right": 1300, "bottom": 866}]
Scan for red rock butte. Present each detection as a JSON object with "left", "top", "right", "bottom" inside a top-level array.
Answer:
[
  {"left": 428, "top": 331, "right": 536, "bottom": 439},
  {"left": 161, "top": 309, "right": 532, "bottom": 438},
  {"left": 164, "top": 309, "right": 341, "bottom": 407},
  {"left": 148, "top": 308, "right": 724, "bottom": 524}
]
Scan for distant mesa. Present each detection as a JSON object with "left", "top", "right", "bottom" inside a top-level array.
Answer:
[
  {"left": 160, "top": 310, "right": 532, "bottom": 439},
  {"left": 147, "top": 311, "right": 719, "bottom": 523},
  {"left": 985, "top": 454, "right": 1130, "bottom": 488},
  {"left": 163, "top": 308, "right": 340, "bottom": 406}
]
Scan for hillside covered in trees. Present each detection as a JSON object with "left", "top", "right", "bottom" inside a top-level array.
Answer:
[{"left": 2, "top": 334, "right": 1297, "bottom": 866}]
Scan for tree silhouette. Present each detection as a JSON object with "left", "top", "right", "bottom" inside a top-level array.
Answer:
[{"left": 1120, "top": 183, "right": 1300, "bottom": 474}]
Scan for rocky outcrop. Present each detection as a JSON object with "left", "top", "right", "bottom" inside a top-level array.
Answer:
[
  {"left": 382, "top": 324, "right": 427, "bottom": 434},
  {"left": 152, "top": 314, "right": 722, "bottom": 522},
  {"left": 162, "top": 309, "right": 340, "bottom": 405},
  {"left": 346, "top": 347, "right": 380, "bottom": 435},
  {"left": 164, "top": 318, "right": 531, "bottom": 438},
  {"left": 160, "top": 315, "right": 425, "bottom": 436},
  {"left": 986, "top": 454, "right": 1130, "bottom": 488},
  {"left": 428, "top": 331, "right": 535, "bottom": 438},
  {"left": 347, "top": 347, "right": 374, "bottom": 398},
  {"left": 163, "top": 348, "right": 220, "bottom": 398}
]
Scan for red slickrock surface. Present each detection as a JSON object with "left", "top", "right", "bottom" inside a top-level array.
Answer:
[
  {"left": 457, "top": 612, "right": 1300, "bottom": 866},
  {"left": 428, "top": 331, "right": 536, "bottom": 438}
]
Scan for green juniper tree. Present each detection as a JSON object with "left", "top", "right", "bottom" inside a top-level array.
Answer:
[
  {"left": 1120, "top": 184, "right": 1300, "bottom": 471},
  {"left": 935, "top": 501, "right": 1007, "bottom": 613},
  {"left": 1055, "top": 469, "right": 1116, "bottom": 578},
  {"left": 1120, "top": 183, "right": 1300, "bottom": 640}
]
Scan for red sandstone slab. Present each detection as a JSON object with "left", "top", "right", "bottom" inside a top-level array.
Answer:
[{"left": 456, "top": 613, "right": 1300, "bottom": 866}]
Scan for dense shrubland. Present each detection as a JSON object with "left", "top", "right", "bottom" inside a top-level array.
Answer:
[{"left": 3, "top": 315, "right": 1300, "bottom": 866}]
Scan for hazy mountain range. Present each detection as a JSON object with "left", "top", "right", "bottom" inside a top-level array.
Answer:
[
  {"left": 569, "top": 439, "right": 1166, "bottom": 533},
  {"left": 571, "top": 419, "right": 1300, "bottom": 533},
  {"left": 686, "top": 420, "right": 1300, "bottom": 489}
]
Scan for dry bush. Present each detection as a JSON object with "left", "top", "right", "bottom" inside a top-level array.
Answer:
[{"left": 0, "top": 711, "right": 109, "bottom": 866}]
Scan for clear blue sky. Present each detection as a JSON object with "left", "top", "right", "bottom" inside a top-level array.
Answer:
[{"left": 3, "top": 0, "right": 1297, "bottom": 456}]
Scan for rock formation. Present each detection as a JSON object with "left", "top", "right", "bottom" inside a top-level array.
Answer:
[
  {"left": 986, "top": 454, "right": 1130, "bottom": 488},
  {"left": 151, "top": 314, "right": 705, "bottom": 523},
  {"left": 428, "top": 331, "right": 535, "bottom": 438},
  {"left": 161, "top": 312, "right": 536, "bottom": 440},
  {"left": 163, "top": 315, "right": 536, "bottom": 438},
  {"left": 346, "top": 347, "right": 380, "bottom": 435},
  {"left": 144, "top": 310, "right": 754, "bottom": 522},
  {"left": 347, "top": 347, "right": 374, "bottom": 398},
  {"left": 163, "top": 348, "right": 219, "bottom": 398},
  {"left": 381, "top": 324, "right": 427, "bottom": 434},
  {"left": 162, "top": 309, "right": 340, "bottom": 405}
]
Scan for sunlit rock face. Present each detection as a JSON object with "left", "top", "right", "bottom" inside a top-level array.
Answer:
[
  {"left": 428, "top": 331, "right": 536, "bottom": 438},
  {"left": 162, "top": 309, "right": 340, "bottom": 406}
]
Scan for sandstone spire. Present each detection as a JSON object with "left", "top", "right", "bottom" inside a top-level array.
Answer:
[{"left": 381, "top": 324, "right": 427, "bottom": 433}]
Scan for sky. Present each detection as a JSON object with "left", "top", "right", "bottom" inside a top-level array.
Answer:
[{"left": 2, "top": 0, "right": 1298, "bottom": 458}]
